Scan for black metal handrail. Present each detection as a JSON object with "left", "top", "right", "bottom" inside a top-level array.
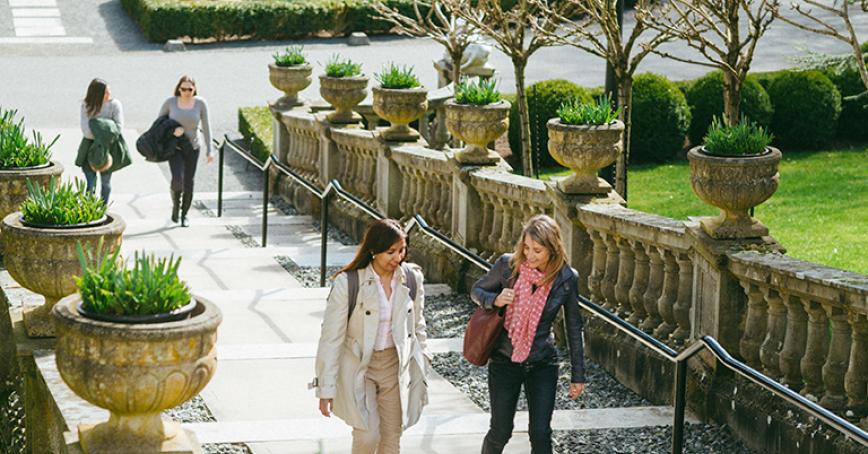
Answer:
[
  {"left": 219, "top": 137, "right": 868, "bottom": 453},
  {"left": 216, "top": 136, "right": 271, "bottom": 247}
]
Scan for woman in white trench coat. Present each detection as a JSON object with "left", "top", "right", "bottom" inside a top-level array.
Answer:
[{"left": 314, "top": 218, "right": 430, "bottom": 453}]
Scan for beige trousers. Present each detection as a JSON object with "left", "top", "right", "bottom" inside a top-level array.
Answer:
[{"left": 352, "top": 347, "right": 403, "bottom": 454}]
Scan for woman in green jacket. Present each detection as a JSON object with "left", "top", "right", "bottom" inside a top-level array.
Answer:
[{"left": 77, "top": 78, "right": 130, "bottom": 204}]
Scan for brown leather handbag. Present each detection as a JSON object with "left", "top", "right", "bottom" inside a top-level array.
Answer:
[{"left": 463, "top": 306, "right": 505, "bottom": 366}]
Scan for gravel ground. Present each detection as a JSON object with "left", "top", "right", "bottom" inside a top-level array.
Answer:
[
  {"left": 431, "top": 352, "right": 649, "bottom": 412},
  {"left": 274, "top": 258, "right": 342, "bottom": 288},
  {"left": 553, "top": 425, "right": 755, "bottom": 454}
]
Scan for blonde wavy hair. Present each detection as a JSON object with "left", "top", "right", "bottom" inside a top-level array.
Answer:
[{"left": 509, "top": 214, "right": 568, "bottom": 286}]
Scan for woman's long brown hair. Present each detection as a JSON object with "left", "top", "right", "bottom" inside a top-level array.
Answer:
[
  {"left": 509, "top": 214, "right": 568, "bottom": 286},
  {"left": 338, "top": 219, "right": 407, "bottom": 275},
  {"left": 84, "top": 78, "right": 107, "bottom": 118}
]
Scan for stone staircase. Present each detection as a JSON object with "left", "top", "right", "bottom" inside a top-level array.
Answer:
[{"left": 16, "top": 129, "right": 694, "bottom": 453}]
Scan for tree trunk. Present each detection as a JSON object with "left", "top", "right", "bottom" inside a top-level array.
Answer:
[
  {"left": 722, "top": 69, "right": 742, "bottom": 125},
  {"left": 513, "top": 58, "right": 534, "bottom": 177},
  {"left": 450, "top": 49, "right": 463, "bottom": 96},
  {"left": 615, "top": 76, "right": 633, "bottom": 200}
]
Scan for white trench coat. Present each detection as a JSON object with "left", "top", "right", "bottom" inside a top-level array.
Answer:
[{"left": 315, "top": 263, "right": 430, "bottom": 430}]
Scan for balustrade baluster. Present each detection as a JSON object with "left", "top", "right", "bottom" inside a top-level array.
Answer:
[
  {"left": 487, "top": 195, "right": 503, "bottom": 254},
  {"left": 498, "top": 200, "right": 515, "bottom": 253},
  {"left": 801, "top": 299, "right": 829, "bottom": 399},
  {"left": 398, "top": 165, "right": 410, "bottom": 216},
  {"left": 821, "top": 306, "right": 852, "bottom": 410},
  {"left": 627, "top": 240, "right": 649, "bottom": 325},
  {"left": 671, "top": 252, "right": 694, "bottom": 343},
  {"left": 653, "top": 248, "right": 678, "bottom": 340},
  {"left": 614, "top": 238, "right": 635, "bottom": 318},
  {"left": 601, "top": 233, "right": 620, "bottom": 311},
  {"left": 640, "top": 245, "right": 664, "bottom": 333},
  {"left": 587, "top": 230, "right": 607, "bottom": 304},
  {"left": 478, "top": 193, "right": 494, "bottom": 253},
  {"left": 845, "top": 312, "right": 868, "bottom": 416},
  {"left": 738, "top": 282, "right": 767, "bottom": 369},
  {"left": 779, "top": 294, "right": 807, "bottom": 391},
  {"left": 759, "top": 287, "right": 787, "bottom": 378}
]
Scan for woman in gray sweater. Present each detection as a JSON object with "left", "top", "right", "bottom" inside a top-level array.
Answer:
[
  {"left": 158, "top": 75, "right": 213, "bottom": 227},
  {"left": 80, "top": 78, "right": 123, "bottom": 204}
]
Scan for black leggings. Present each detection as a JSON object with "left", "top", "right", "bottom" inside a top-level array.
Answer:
[{"left": 169, "top": 147, "right": 199, "bottom": 193}]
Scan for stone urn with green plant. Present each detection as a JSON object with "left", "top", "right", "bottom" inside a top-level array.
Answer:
[
  {"left": 269, "top": 46, "right": 312, "bottom": 109},
  {"left": 445, "top": 79, "right": 511, "bottom": 165},
  {"left": 0, "top": 178, "right": 124, "bottom": 337},
  {"left": 688, "top": 117, "right": 780, "bottom": 239},
  {"left": 0, "top": 108, "right": 64, "bottom": 254},
  {"left": 319, "top": 55, "right": 368, "bottom": 124},
  {"left": 546, "top": 96, "right": 624, "bottom": 194},
  {"left": 372, "top": 63, "right": 429, "bottom": 142},
  {"left": 53, "top": 246, "right": 221, "bottom": 454}
]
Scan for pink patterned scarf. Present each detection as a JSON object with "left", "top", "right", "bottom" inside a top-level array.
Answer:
[{"left": 504, "top": 262, "right": 552, "bottom": 362}]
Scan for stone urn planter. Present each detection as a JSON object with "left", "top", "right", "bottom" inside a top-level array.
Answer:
[
  {"left": 688, "top": 146, "right": 782, "bottom": 239},
  {"left": 372, "top": 87, "right": 428, "bottom": 142},
  {"left": 53, "top": 294, "right": 222, "bottom": 454},
  {"left": 546, "top": 118, "right": 624, "bottom": 194},
  {"left": 268, "top": 63, "right": 313, "bottom": 109},
  {"left": 0, "top": 160, "right": 64, "bottom": 254},
  {"left": 320, "top": 75, "right": 368, "bottom": 124},
  {"left": 0, "top": 212, "right": 125, "bottom": 337},
  {"left": 445, "top": 100, "right": 511, "bottom": 165}
]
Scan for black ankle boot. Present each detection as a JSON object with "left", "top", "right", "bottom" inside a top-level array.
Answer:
[
  {"left": 171, "top": 190, "right": 181, "bottom": 223},
  {"left": 180, "top": 192, "right": 193, "bottom": 228}
]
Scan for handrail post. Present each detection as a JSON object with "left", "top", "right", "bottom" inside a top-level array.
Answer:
[
  {"left": 672, "top": 357, "right": 688, "bottom": 454},
  {"left": 218, "top": 139, "right": 225, "bottom": 217},
  {"left": 320, "top": 192, "right": 331, "bottom": 287},
  {"left": 262, "top": 164, "right": 269, "bottom": 247}
]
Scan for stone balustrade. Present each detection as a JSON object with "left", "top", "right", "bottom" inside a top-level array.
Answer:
[
  {"left": 467, "top": 170, "right": 551, "bottom": 260},
  {"left": 728, "top": 251, "right": 868, "bottom": 416},
  {"left": 578, "top": 204, "right": 695, "bottom": 344},
  {"left": 330, "top": 128, "right": 383, "bottom": 205},
  {"left": 390, "top": 145, "right": 452, "bottom": 232},
  {"left": 279, "top": 110, "right": 322, "bottom": 187}
]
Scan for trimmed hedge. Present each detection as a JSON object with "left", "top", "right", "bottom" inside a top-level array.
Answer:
[
  {"left": 238, "top": 106, "right": 273, "bottom": 163},
  {"left": 630, "top": 73, "right": 691, "bottom": 163},
  {"left": 822, "top": 62, "right": 868, "bottom": 141},
  {"left": 506, "top": 79, "right": 592, "bottom": 172},
  {"left": 768, "top": 70, "right": 841, "bottom": 150},
  {"left": 685, "top": 71, "right": 774, "bottom": 146},
  {"left": 121, "top": 0, "right": 421, "bottom": 43}
]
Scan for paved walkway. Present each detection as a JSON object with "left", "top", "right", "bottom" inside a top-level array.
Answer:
[{"left": 4, "top": 129, "right": 697, "bottom": 453}]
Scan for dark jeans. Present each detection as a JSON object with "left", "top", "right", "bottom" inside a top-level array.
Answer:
[
  {"left": 482, "top": 353, "right": 559, "bottom": 454},
  {"left": 82, "top": 168, "right": 112, "bottom": 204},
  {"left": 169, "top": 147, "right": 199, "bottom": 194}
]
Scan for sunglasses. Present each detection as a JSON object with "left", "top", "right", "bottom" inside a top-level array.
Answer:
[{"left": 179, "top": 87, "right": 194, "bottom": 92}]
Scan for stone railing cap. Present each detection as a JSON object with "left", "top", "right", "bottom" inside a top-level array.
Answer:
[{"left": 729, "top": 250, "right": 868, "bottom": 295}]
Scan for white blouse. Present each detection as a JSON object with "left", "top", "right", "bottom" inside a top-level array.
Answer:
[{"left": 373, "top": 270, "right": 399, "bottom": 350}]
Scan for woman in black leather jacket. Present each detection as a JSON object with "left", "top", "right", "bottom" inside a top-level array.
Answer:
[{"left": 471, "top": 214, "right": 586, "bottom": 454}]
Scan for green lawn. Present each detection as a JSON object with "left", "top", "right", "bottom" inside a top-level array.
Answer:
[{"left": 540, "top": 147, "right": 868, "bottom": 274}]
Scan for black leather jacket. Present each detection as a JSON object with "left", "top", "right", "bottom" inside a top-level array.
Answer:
[
  {"left": 471, "top": 253, "right": 586, "bottom": 383},
  {"left": 135, "top": 115, "right": 193, "bottom": 162}
]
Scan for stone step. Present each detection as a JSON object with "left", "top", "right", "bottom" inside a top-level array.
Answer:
[
  {"left": 185, "top": 406, "right": 693, "bottom": 444},
  {"left": 217, "top": 338, "right": 464, "bottom": 361},
  {"left": 245, "top": 434, "right": 534, "bottom": 454},
  {"left": 199, "top": 357, "right": 483, "bottom": 422}
]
